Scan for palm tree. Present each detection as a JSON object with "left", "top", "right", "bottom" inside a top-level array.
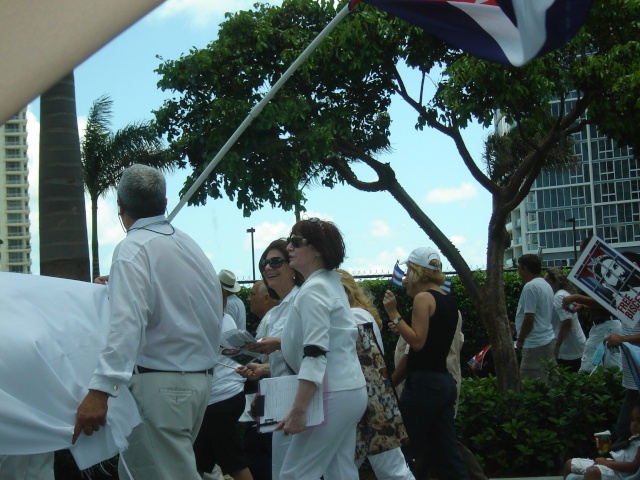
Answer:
[
  {"left": 39, "top": 71, "right": 90, "bottom": 281},
  {"left": 81, "top": 94, "right": 175, "bottom": 278}
]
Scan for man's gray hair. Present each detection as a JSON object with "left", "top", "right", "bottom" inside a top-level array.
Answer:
[{"left": 117, "top": 164, "right": 166, "bottom": 219}]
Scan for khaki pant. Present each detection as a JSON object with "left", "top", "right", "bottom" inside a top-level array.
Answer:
[
  {"left": 118, "top": 371, "right": 212, "bottom": 480},
  {"left": 520, "top": 341, "right": 556, "bottom": 383}
]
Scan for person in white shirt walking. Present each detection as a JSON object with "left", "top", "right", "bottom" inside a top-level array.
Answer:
[
  {"left": 544, "top": 267, "right": 587, "bottom": 372},
  {"left": 515, "top": 254, "right": 556, "bottom": 383},
  {"left": 220, "top": 269, "right": 248, "bottom": 330},
  {"left": 73, "top": 164, "right": 223, "bottom": 480}
]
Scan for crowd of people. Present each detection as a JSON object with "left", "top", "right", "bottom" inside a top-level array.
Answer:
[{"left": 3, "top": 164, "right": 640, "bottom": 480}]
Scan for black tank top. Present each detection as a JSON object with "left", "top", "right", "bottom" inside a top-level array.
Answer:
[{"left": 407, "top": 289, "right": 458, "bottom": 373}]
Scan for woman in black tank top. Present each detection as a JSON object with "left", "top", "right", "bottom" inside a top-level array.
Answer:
[{"left": 383, "top": 247, "right": 469, "bottom": 480}]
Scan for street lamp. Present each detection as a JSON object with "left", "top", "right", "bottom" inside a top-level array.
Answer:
[
  {"left": 566, "top": 218, "right": 577, "bottom": 264},
  {"left": 247, "top": 227, "right": 256, "bottom": 281}
]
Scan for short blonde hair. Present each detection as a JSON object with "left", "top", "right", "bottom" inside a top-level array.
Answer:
[
  {"left": 407, "top": 261, "right": 445, "bottom": 286},
  {"left": 336, "top": 269, "right": 383, "bottom": 329}
]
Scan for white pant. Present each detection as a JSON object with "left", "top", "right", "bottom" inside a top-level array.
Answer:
[
  {"left": 118, "top": 371, "right": 212, "bottom": 480},
  {"left": 0, "top": 453, "right": 54, "bottom": 480},
  {"left": 280, "top": 387, "right": 367, "bottom": 480},
  {"left": 355, "top": 448, "right": 415, "bottom": 480}
]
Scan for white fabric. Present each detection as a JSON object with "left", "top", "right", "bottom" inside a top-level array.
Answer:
[
  {"left": 515, "top": 277, "right": 556, "bottom": 348},
  {"left": 622, "top": 318, "right": 640, "bottom": 390},
  {"left": 255, "top": 309, "right": 274, "bottom": 363},
  {"left": 282, "top": 269, "right": 365, "bottom": 391},
  {"left": 266, "top": 286, "right": 299, "bottom": 378},
  {"left": 209, "top": 314, "right": 246, "bottom": 405},
  {"left": 225, "top": 294, "right": 247, "bottom": 331},
  {"left": 89, "top": 215, "right": 223, "bottom": 395},
  {"left": 280, "top": 388, "right": 367, "bottom": 480},
  {"left": 0, "top": 453, "right": 54, "bottom": 480},
  {"left": 352, "top": 308, "right": 385, "bottom": 354},
  {"left": 580, "top": 319, "right": 623, "bottom": 373},
  {"left": 0, "top": 273, "right": 141, "bottom": 469},
  {"left": 551, "top": 289, "right": 587, "bottom": 360},
  {"left": 355, "top": 447, "right": 415, "bottom": 480}
]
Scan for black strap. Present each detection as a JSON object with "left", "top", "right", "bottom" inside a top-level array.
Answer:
[{"left": 303, "top": 345, "right": 327, "bottom": 358}]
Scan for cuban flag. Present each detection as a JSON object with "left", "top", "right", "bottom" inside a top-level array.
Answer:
[
  {"left": 350, "top": 0, "right": 594, "bottom": 66},
  {"left": 391, "top": 261, "right": 405, "bottom": 288},
  {"left": 441, "top": 277, "right": 452, "bottom": 294}
]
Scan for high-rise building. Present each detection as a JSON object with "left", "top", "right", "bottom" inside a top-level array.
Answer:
[
  {"left": 503, "top": 98, "right": 637, "bottom": 268},
  {"left": 0, "top": 107, "right": 32, "bottom": 273}
]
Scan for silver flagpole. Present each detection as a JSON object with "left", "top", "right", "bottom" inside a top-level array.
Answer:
[{"left": 168, "top": 3, "right": 351, "bottom": 221}]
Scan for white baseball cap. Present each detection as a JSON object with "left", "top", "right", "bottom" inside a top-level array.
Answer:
[{"left": 401, "top": 247, "right": 442, "bottom": 271}]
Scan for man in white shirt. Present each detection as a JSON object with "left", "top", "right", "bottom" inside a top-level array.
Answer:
[
  {"left": 515, "top": 254, "right": 556, "bottom": 383},
  {"left": 219, "top": 269, "right": 247, "bottom": 330},
  {"left": 73, "top": 164, "right": 223, "bottom": 480}
]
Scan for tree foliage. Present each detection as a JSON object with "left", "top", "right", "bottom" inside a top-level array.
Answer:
[
  {"left": 154, "top": 0, "right": 640, "bottom": 391},
  {"left": 81, "top": 94, "right": 174, "bottom": 277}
]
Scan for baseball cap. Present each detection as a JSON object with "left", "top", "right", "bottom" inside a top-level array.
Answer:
[{"left": 401, "top": 247, "right": 442, "bottom": 271}]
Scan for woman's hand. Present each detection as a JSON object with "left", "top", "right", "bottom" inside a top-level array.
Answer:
[
  {"left": 275, "top": 407, "right": 307, "bottom": 435},
  {"left": 236, "top": 363, "right": 268, "bottom": 380},
  {"left": 245, "top": 337, "right": 281, "bottom": 355},
  {"left": 605, "top": 334, "right": 623, "bottom": 348},
  {"left": 94, "top": 275, "right": 109, "bottom": 285},
  {"left": 383, "top": 290, "right": 399, "bottom": 319}
]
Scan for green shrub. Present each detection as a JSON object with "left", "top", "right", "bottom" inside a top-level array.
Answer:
[{"left": 456, "top": 366, "right": 624, "bottom": 477}]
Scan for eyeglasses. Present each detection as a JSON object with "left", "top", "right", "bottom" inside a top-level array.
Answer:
[
  {"left": 287, "top": 235, "right": 309, "bottom": 248},
  {"left": 259, "top": 256, "right": 288, "bottom": 271}
]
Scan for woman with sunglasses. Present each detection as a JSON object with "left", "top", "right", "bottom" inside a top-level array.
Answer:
[
  {"left": 277, "top": 218, "right": 367, "bottom": 480},
  {"left": 238, "top": 238, "right": 302, "bottom": 479}
]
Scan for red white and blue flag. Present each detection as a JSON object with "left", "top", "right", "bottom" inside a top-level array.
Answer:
[{"left": 350, "top": 0, "right": 594, "bottom": 66}]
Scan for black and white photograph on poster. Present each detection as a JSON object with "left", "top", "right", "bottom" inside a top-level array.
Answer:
[{"left": 568, "top": 236, "right": 640, "bottom": 328}]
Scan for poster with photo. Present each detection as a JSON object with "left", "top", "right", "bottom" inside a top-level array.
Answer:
[{"left": 568, "top": 236, "right": 640, "bottom": 329}]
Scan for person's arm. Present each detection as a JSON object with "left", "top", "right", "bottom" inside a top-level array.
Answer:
[
  {"left": 384, "top": 290, "right": 434, "bottom": 351},
  {"left": 245, "top": 337, "right": 281, "bottom": 354},
  {"left": 392, "top": 353, "right": 408, "bottom": 388},
  {"left": 72, "top": 390, "right": 109, "bottom": 444},
  {"left": 594, "top": 446, "right": 640, "bottom": 473},
  {"left": 236, "top": 362, "right": 270, "bottom": 380},
  {"left": 275, "top": 379, "right": 317, "bottom": 435},
  {"left": 562, "top": 293, "right": 599, "bottom": 310},
  {"left": 516, "top": 313, "right": 535, "bottom": 351},
  {"left": 554, "top": 319, "right": 573, "bottom": 357},
  {"left": 606, "top": 333, "right": 640, "bottom": 347}
]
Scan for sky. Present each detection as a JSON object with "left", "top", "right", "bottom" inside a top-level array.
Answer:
[{"left": 26, "top": 0, "right": 494, "bottom": 282}]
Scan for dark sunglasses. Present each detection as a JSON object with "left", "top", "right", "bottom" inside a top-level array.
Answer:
[
  {"left": 259, "top": 256, "right": 288, "bottom": 270},
  {"left": 287, "top": 235, "right": 309, "bottom": 248}
]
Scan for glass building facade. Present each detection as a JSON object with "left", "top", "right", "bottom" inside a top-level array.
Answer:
[
  {"left": 0, "top": 108, "right": 32, "bottom": 273},
  {"left": 504, "top": 96, "right": 638, "bottom": 268}
]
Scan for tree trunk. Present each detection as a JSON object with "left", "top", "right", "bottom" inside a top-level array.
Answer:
[
  {"left": 483, "top": 205, "right": 522, "bottom": 392},
  {"left": 91, "top": 194, "right": 100, "bottom": 279},
  {"left": 382, "top": 167, "right": 522, "bottom": 391},
  {"left": 39, "top": 71, "right": 90, "bottom": 281}
]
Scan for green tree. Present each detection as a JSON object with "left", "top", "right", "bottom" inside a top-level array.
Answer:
[
  {"left": 153, "top": 0, "right": 640, "bottom": 391},
  {"left": 81, "top": 94, "right": 174, "bottom": 278},
  {"left": 39, "top": 71, "right": 90, "bottom": 281}
]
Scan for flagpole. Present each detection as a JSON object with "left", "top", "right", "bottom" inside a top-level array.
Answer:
[{"left": 168, "top": 3, "right": 352, "bottom": 222}]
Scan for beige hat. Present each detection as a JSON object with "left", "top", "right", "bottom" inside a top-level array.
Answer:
[{"left": 218, "top": 269, "right": 241, "bottom": 293}]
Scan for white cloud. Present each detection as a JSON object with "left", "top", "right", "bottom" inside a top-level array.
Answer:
[
  {"left": 370, "top": 219, "right": 391, "bottom": 238},
  {"left": 155, "top": 0, "right": 283, "bottom": 28},
  {"left": 248, "top": 220, "right": 291, "bottom": 251},
  {"left": 423, "top": 182, "right": 478, "bottom": 204},
  {"left": 346, "top": 247, "right": 408, "bottom": 277},
  {"left": 449, "top": 235, "right": 466, "bottom": 247}
]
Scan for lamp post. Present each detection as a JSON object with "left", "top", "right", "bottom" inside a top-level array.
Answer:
[
  {"left": 247, "top": 227, "right": 256, "bottom": 281},
  {"left": 566, "top": 218, "right": 577, "bottom": 264}
]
